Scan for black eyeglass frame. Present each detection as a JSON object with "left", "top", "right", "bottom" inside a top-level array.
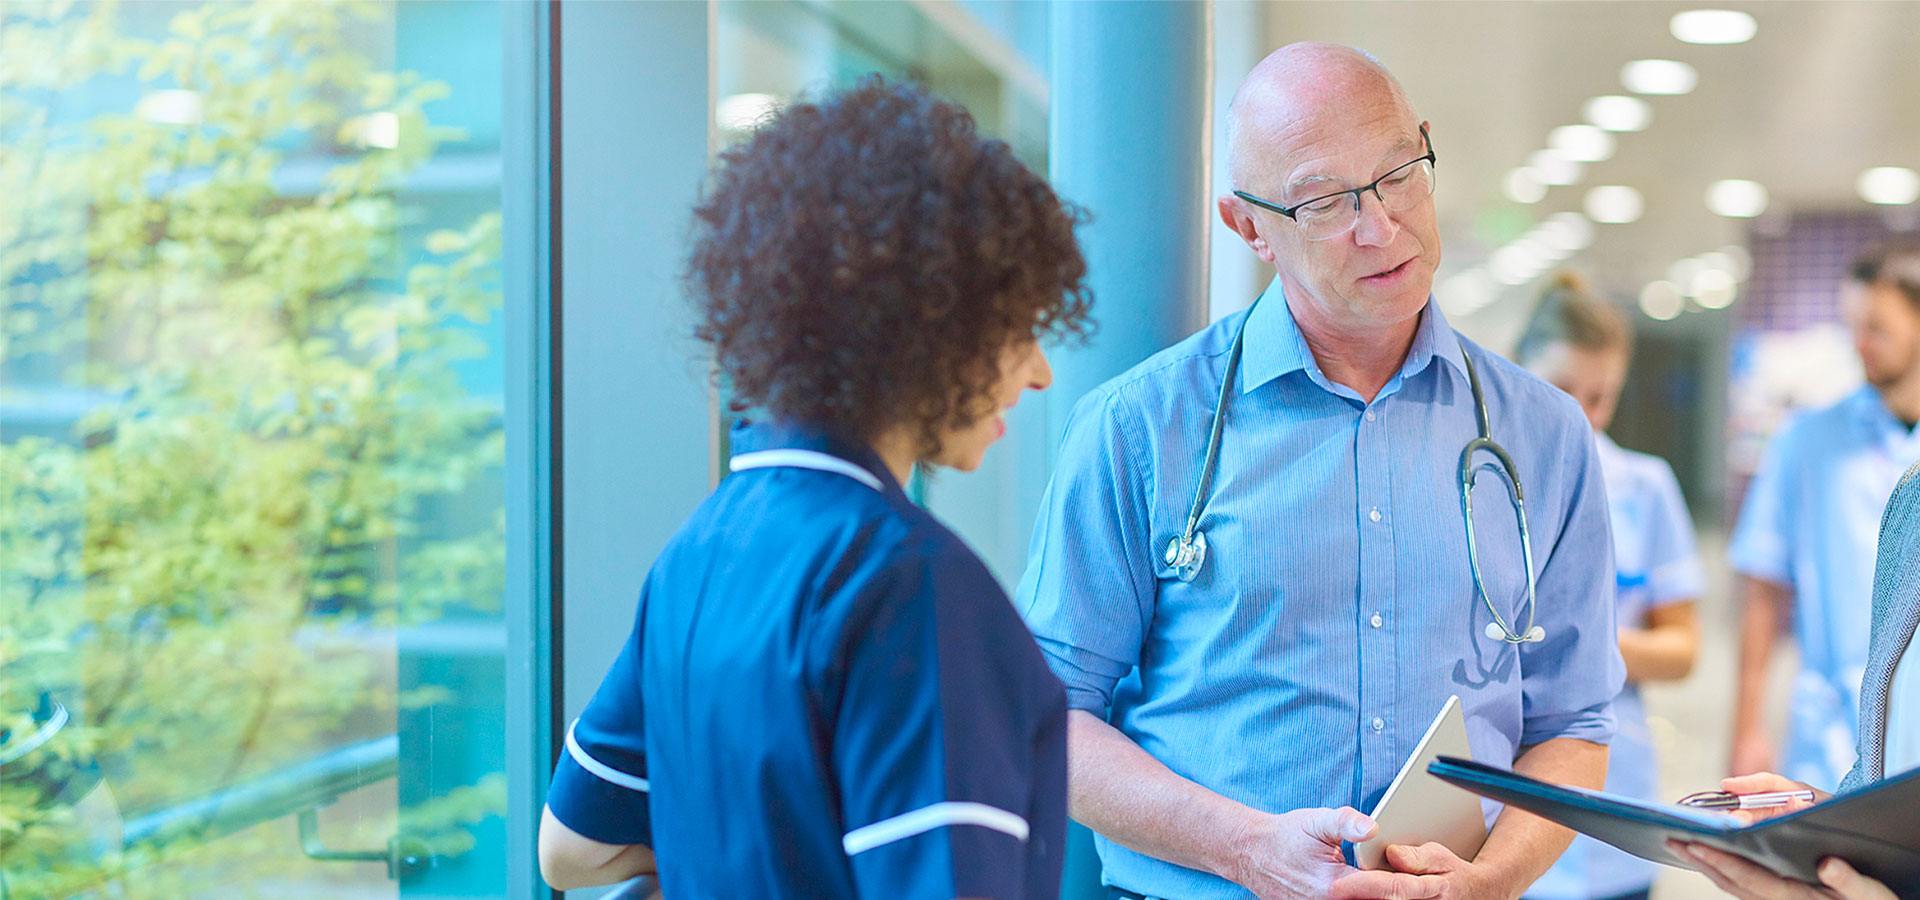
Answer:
[{"left": 1233, "top": 125, "right": 1437, "bottom": 222}]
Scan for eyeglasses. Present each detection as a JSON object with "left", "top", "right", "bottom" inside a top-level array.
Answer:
[{"left": 1233, "top": 126, "right": 1437, "bottom": 242}]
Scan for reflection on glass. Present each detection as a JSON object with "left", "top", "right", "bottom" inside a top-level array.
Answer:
[{"left": 1, "top": 1, "right": 506, "bottom": 895}]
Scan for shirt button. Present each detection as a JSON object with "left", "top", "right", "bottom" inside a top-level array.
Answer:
[
  {"left": 1365, "top": 409, "right": 1377, "bottom": 422},
  {"left": 1371, "top": 717, "right": 1385, "bottom": 733},
  {"left": 1370, "top": 612, "right": 1384, "bottom": 629},
  {"left": 1368, "top": 507, "right": 1382, "bottom": 523}
]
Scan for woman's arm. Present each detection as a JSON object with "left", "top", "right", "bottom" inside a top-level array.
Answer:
[
  {"left": 1617, "top": 600, "right": 1699, "bottom": 683},
  {"left": 538, "top": 804, "right": 656, "bottom": 891}
]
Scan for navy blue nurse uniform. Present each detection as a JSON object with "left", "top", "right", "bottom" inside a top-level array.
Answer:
[{"left": 545, "top": 421, "right": 1067, "bottom": 898}]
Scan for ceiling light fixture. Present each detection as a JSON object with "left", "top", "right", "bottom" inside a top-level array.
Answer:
[
  {"left": 1670, "top": 9, "right": 1758, "bottom": 44},
  {"left": 1584, "top": 95, "right": 1653, "bottom": 132},
  {"left": 1549, "top": 124, "right": 1616, "bottom": 163},
  {"left": 1859, "top": 167, "right": 1920, "bottom": 205},
  {"left": 1585, "top": 185, "right": 1645, "bottom": 224},
  {"left": 1706, "top": 179, "right": 1769, "bottom": 218},
  {"left": 1621, "top": 59, "right": 1698, "bottom": 96}
]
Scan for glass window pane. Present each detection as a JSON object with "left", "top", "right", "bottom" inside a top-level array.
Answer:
[{"left": 1, "top": 1, "right": 508, "bottom": 894}]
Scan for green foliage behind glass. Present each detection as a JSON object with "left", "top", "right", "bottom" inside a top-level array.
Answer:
[{"left": 2, "top": 1, "right": 506, "bottom": 893}]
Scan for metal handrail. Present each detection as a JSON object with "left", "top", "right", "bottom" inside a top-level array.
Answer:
[{"left": 120, "top": 734, "right": 398, "bottom": 850}]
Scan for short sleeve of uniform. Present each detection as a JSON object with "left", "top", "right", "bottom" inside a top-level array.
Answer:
[
  {"left": 545, "top": 591, "right": 653, "bottom": 847},
  {"left": 828, "top": 538, "right": 1064, "bottom": 900},
  {"left": 1729, "top": 420, "right": 1799, "bottom": 586},
  {"left": 1519, "top": 425, "right": 1625, "bottom": 746},
  {"left": 1014, "top": 389, "right": 1158, "bottom": 716},
  {"left": 1642, "top": 458, "right": 1706, "bottom": 606}
]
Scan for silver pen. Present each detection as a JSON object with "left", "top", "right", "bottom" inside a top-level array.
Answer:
[{"left": 1677, "top": 789, "right": 1817, "bottom": 810}]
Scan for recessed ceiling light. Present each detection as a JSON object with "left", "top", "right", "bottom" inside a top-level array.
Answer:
[
  {"left": 1584, "top": 95, "right": 1652, "bottom": 133},
  {"left": 1549, "top": 124, "right": 1616, "bottom": 163},
  {"left": 1707, "top": 179, "right": 1769, "bottom": 218},
  {"left": 1622, "top": 59, "right": 1698, "bottom": 96},
  {"left": 1505, "top": 167, "right": 1547, "bottom": 204},
  {"left": 1538, "top": 212, "right": 1595, "bottom": 252},
  {"left": 1585, "top": 185, "right": 1644, "bottom": 224},
  {"left": 1858, "top": 167, "right": 1920, "bottom": 205},
  {"left": 1668, "top": 257, "right": 1706, "bottom": 289},
  {"left": 1528, "top": 150, "right": 1584, "bottom": 187},
  {"left": 1640, "top": 281, "right": 1684, "bottom": 320},
  {"left": 1693, "top": 268, "right": 1738, "bottom": 308},
  {"left": 1671, "top": 9, "right": 1758, "bottom": 44}
]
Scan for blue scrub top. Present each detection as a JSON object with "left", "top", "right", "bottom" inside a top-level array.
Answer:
[
  {"left": 1730, "top": 386, "right": 1920, "bottom": 790},
  {"left": 546, "top": 421, "right": 1067, "bottom": 898},
  {"left": 1529, "top": 435, "right": 1703, "bottom": 899}
]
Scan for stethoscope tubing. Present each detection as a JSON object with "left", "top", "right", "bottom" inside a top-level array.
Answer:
[{"left": 1167, "top": 298, "right": 1542, "bottom": 644}]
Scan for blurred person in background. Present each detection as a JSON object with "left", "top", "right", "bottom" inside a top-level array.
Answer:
[
  {"left": 1671, "top": 453, "right": 1920, "bottom": 900},
  {"left": 1515, "top": 273, "right": 1703, "bottom": 900},
  {"left": 1730, "top": 243, "right": 1920, "bottom": 791},
  {"left": 538, "top": 76, "right": 1092, "bottom": 898}
]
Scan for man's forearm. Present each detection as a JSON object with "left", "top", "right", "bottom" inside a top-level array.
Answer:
[
  {"left": 1471, "top": 738, "right": 1608, "bottom": 897},
  {"left": 1732, "top": 578, "right": 1787, "bottom": 742},
  {"left": 1066, "top": 709, "right": 1260, "bottom": 882}
]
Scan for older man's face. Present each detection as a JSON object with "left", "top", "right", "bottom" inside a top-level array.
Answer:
[{"left": 1259, "top": 100, "right": 1441, "bottom": 331}]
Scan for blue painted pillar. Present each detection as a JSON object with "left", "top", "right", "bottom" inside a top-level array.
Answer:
[
  {"left": 1047, "top": 0, "right": 1211, "bottom": 426},
  {"left": 1046, "top": 4, "right": 1211, "bottom": 898}
]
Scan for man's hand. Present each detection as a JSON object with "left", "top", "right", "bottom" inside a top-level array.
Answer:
[
  {"left": 1329, "top": 842, "right": 1508, "bottom": 900},
  {"left": 1719, "top": 771, "right": 1829, "bottom": 826},
  {"left": 1670, "top": 841, "right": 1894, "bottom": 900},
  {"left": 1224, "top": 807, "right": 1443, "bottom": 899}
]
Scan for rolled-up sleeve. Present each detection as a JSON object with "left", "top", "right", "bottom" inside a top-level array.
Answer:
[
  {"left": 1015, "top": 389, "right": 1158, "bottom": 716},
  {"left": 546, "top": 593, "right": 653, "bottom": 847},
  {"left": 1519, "top": 427, "right": 1625, "bottom": 747}
]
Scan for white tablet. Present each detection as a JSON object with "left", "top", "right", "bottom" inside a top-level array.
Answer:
[{"left": 1353, "top": 694, "right": 1490, "bottom": 870}]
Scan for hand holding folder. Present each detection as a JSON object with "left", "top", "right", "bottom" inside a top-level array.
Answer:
[{"left": 1426, "top": 756, "right": 1920, "bottom": 891}]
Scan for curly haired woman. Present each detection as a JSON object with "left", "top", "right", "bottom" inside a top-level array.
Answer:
[{"left": 538, "top": 75, "right": 1092, "bottom": 899}]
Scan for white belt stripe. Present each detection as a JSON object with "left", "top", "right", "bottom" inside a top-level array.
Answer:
[
  {"left": 565, "top": 719, "right": 650, "bottom": 793},
  {"left": 841, "top": 801, "right": 1029, "bottom": 856},
  {"left": 730, "top": 449, "right": 883, "bottom": 492}
]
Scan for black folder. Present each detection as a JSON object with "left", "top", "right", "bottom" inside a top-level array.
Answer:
[{"left": 1427, "top": 755, "right": 1920, "bottom": 890}]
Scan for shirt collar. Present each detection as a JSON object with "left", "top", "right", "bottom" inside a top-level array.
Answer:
[
  {"left": 1240, "top": 276, "right": 1468, "bottom": 395},
  {"left": 1846, "top": 385, "right": 1920, "bottom": 445},
  {"left": 728, "top": 418, "right": 903, "bottom": 493}
]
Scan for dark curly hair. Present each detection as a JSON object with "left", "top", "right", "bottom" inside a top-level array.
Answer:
[{"left": 688, "top": 75, "right": 1092, "bottom": 458}]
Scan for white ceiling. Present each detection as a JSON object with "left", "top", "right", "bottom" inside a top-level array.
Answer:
[{"left": 1255, "top": 0, "right": 1920, "bottom": 328}]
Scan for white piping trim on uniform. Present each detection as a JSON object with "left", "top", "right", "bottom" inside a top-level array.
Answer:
[
  {"left": 841, "top": 801, "right": 1029, "bottom": 856},
  {"left": 565, "top": 719, "right": 650, "bottom": 793},
  {"left": 730, "top": 449, "right": 883, "bottom": 492}
]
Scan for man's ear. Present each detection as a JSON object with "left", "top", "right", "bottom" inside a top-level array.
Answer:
[{"left": 1218, "top": 194, "right": 1275, "bottom": 264}]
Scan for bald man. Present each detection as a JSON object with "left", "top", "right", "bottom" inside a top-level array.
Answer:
[{"left": 1017, "top": 44, "right": 1624, "bottom": 899}]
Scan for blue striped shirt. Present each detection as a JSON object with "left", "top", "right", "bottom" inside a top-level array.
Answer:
[{"left": 1016, "top": 279, "right": 1624, "bottom": 899}]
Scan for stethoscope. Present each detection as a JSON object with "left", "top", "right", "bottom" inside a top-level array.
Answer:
[{"left": 1162, "top": 301, "right": 1546, "bottom": 645}]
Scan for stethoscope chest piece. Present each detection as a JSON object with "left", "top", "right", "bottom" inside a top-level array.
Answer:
[{"left": 1164, "top": 530, "right": 1208, "bottom": 583}]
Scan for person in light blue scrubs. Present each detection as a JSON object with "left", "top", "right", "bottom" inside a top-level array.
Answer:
[
  {"left": 1516, "top": 274, "right": 1704, "bottom": 900},
  {"left": 1731, "top": 243, "right": 1920, "bottom": 792},
  {"left": 1017, "top": 44, "right": 1623, "bottom": 900},
  {"left": 536, "top": 76, "right": 1093, "bottom": 898}
]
